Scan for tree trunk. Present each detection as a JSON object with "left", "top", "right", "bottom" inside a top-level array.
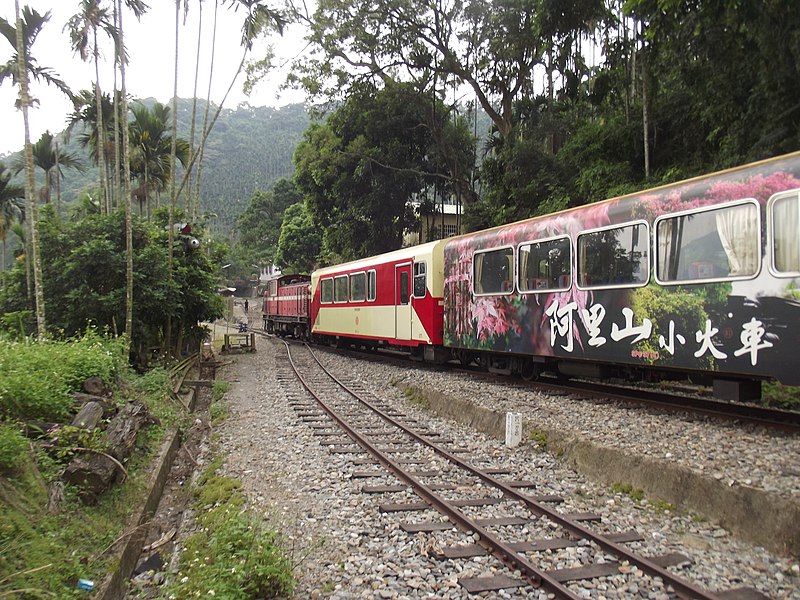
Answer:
[
  {"left": 15, "top": 0, "right": 46, "bottom": 337},
  {"left": 92, "top": 28, "right": 110, "bottom": 214},
  {"left": 640, "top": 21, "right": 651, "bottom": 179},
  {"left": 118, "top": 0, "right": 134, "bottom": 356}
]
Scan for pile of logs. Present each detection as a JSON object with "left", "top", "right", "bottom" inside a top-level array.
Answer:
[{"left": 60, "top": 377, "right": 157, "bottom": 505}]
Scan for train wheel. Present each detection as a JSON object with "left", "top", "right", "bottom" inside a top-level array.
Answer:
[{"left": 520, "top": 359, "right": 541, "bottom": 381}]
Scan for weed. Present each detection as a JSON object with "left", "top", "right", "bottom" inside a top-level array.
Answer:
[
  {"left": 529, "top": 429, "right": 548, "bottom": 449},
  {"left": 211, "top": 380, "right": 230, "bottom": 404},
  {"left": 762, "top": 381, "right": 800, "bottom": 410},
  {"left": 164, "top": 459, "right": 294, "bottom": 599},
  {"left": 611, "top": 482, "right": 645, "bottom": 502},
  {"left": 403, "top": 387, "right": 429, "bottom": 409},
  {"left": 0, "top": 424, "right": 27, "bottom": 473},
  {"left": 649, "top": 498, "right": 676, "bottom": 513}
]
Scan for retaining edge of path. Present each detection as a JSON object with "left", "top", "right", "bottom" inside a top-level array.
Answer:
[
  {"left": 398, "top": 382, "right": 799, "bottom": 559},
  {"left": 94, "top": 427, "right": 182, "bottom": 600}
]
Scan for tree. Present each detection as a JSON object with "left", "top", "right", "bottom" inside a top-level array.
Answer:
[
  {"left": 290, "top": 0, "right": 605, "bottom": 142},
  {"left": 0, "top": 6, "right": 72, "bottom": 102},
  {"left": 236, "top": 178, "right": 302, "bottom": 266},
  {"left": 128, "top": 101, "right": 191, "bottom": 217},
  {"left": 116, "top": 0, "right": 148, "bottom": 359},
  {"left": 0, "top": 161, "right": 24, "bottom": 275},
  {"left": 66, "top": 0, "right": 120, "bottom": 213},
  {"left": 2, "top": 3, "right": 72, "bottom": 337},
  {"left": 275, "top": 201, "right": 322, "bottom": 273},
  {"left": 18, "top": 131, "right": 83, "bottom": 207},
  {"left": 294, "top": 82, "right": 455, "bottom": 260}
]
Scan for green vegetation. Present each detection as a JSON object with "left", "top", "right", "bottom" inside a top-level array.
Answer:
[
  {"left": 529, "top": 429, "right": 548, "bottom": 450},
  {"left": 209, "top": 380, "right": 230, "bottom": 424},
  {"left": 0, "top": 334, "right": 183, "bottom": 598},
  {"left": 162, "top": 457, "right": 294, "bottom": 599},
  {"left": 611, "top": 482, "right": 645, "bottom": 503},
  {"left": 403, "top": 386, "right": 430, "bottom": 409},
  {"left": 0, "top": 208, "right": 223, "bottom": 362},
  {"left": 763, "top": 382, "right": 800, "bottom": 411}
]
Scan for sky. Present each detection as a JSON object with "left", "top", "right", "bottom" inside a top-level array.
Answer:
[{"left": 0, "top": 0, "right": 309, "bottom": 157}]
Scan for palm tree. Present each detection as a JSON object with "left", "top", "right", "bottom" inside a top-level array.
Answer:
[
  {"left": 0, "top": 7, "right": 72, "bottom": 103},
  {"left": 9, "top": 2, "right": 46, "bottom": 336},
  {"left": 128, "top": 101, "right": 190, "bottom": 218},
  {"left": 15, "top": 131, "right": 83, "bottom": 208},
  {"left": 66, "top": 0, "right": 119, "bottom": 214},
  {"left": 117, "top": 0, "right": 149, "bottom": 356},
  {"left": 1, "top": 4, "right": 72, "bottom": 336},
  {"left": 0, "top": 161, "right": 25, "bottom": 277}
]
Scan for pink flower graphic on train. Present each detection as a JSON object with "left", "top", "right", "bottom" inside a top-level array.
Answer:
[
  {"left": 471, "top": 296, "right": 518, "bottom": 341},
  {"left": 706, "top": 172, "right": 800, "bottom": 205},
  {"left": 524, "top": 204, "right": 611, "bottom": 353},
  {"left": 635, "top": 171, "right": 800, "bottom": 219}
]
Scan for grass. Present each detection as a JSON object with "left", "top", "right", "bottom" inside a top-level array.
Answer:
[
  {"left": 611, "top": 481, "right": 645, "bottom": 502},
  {"left": 403, "top": 386, "right": 430, "bottom": 409},
  {"left": 762, "top": 381, "right": 800, "bottom": 411},
  {"left": 0, "top": 334, "right": 186, "bottom": 598},
  {"left": 161, "top": 457, "right": 294, "bottom": 599},
  {"left": 528, "top": 429, "right": 548, "bottom": 450}
]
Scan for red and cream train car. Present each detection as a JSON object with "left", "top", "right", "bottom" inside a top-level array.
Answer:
[
  {"left": 310, "top": 240, "right": 449, "bottom": 361},
  {"left": 262, "top": 274, "right": 312, "bottom": 338}
]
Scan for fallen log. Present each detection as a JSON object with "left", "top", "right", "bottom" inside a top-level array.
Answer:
[
  {"left": 63, "top": 401, "right": 156, "bottom": 503},
  {"left": 71, "top": 401, "right": 104, "bottom": 430}
]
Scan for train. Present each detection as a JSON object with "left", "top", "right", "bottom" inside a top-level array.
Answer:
[{"left": 263, "top": 152, "right": 800, "bottom": 400}]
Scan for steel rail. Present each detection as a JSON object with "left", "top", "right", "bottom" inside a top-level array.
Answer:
[
  {"left": 298, "top": 342, "right": 722, "bottom": 600},
  {"left": 282, "top": 341, "right": 583, "bottom": 598}
]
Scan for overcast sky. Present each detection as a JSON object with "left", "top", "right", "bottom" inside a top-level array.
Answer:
[{"left": 0, "top": 0, "right": 308, "bottom": 157}]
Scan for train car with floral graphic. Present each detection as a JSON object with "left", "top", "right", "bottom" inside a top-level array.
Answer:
[
  {"left": 442, "top": 152, "right": 800, "bottom": 397},
  {"left": 310, "top": 240, "right": 449, "bottom": 360},
  {"left": 262, "top": 274, "right": 312, "bottom": 338}
]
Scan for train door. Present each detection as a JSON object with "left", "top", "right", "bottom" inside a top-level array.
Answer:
[{"left": 395, "top": 263, "right": 412, "bottom": 340}]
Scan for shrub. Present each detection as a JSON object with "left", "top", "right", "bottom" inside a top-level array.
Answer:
[
  {"left": 0, "top": 423, "right": 27, "bottom": 473},
  {"left": 0, "top": 332, "right": 125, "bottom": 422}
]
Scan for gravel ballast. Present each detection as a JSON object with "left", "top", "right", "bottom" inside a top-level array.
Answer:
[{"left": 210, "top": 335, "right": 799, "bottom": 599}]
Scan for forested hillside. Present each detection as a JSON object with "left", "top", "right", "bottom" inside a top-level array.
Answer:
[{"left": 4, "top": 99, "right": 308, "bottom": 237}]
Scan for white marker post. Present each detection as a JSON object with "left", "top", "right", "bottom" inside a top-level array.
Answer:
[{"left": 505, "top": 412, "right": 522, "bottom": 448}]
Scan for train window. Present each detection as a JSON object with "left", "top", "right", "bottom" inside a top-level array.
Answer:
[
  {"left": 399, "top": 271, "right": 409, "bottom": 304},
  {"left": 518, "top": 237, "right": 571, "bottom": 293},
  {"left": 320, "top": 278, "right": 333, "bottom": 303},
  {"left": 770, "top": 190, "right": 800, "bottom": 275},
  {"left": 334, "top": 275, "right": 348, "bottom": 303},
  {"left": 350, "top": 272, "right": 366, "bottom": 302},
  {"left": 367, "top": 270, "right": 377, "bottom": 301},
  {"left": 268, "top": 280, "right": 277, "bottom": 296},
  {"left": 413, "top": 262, "right": 427, "bottom": 297},
  {"left": 473, "top": 247, "right": 514, "bottom": 295},
  {"left": 655, "top": 201, "right": 759, "bottom": 283},
  {"left": 578, "top": 222, "right": 649, "bottom": 288}
]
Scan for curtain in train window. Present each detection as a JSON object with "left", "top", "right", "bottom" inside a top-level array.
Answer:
[
  {"left": 578, "top": 223, "right": 648, "bottom": 287},
  {"left": 518, "top": 237, "right": 571, "bottom": 292},
  {"left": 334, "top": 275, "right": 348, "bottom": 302},
  {"left": 473, "top": 248, "right": 514, "bottom": 294},
  {"left": 656, "top": 203, "right": 758, "bottom": 282},
  {"left": 773, "top": 192, "right": 800, "bottom": 273},
  {"left": 413, "top": 262, "right": 427, "bottom": 297},
  {"left": 320, "top": 278, "right": 333, "bottom": 303},
  {"left": 350, "top": 272, "right": 366, "bottom": 301},
  {"left": 367, "top": 270, "right": 377, "bottom": 301}
]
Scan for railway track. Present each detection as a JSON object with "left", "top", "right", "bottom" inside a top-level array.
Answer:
[
  {"left": 303, "top": 339, "right": 800, "bottom": 432},
  {"left": 278, "top": 339, "right": 770, "bottom": 599}
]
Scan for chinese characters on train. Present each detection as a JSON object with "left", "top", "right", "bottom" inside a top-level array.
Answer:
[{"left": 544, "top": 300, "right": 773, "bottom": 365}]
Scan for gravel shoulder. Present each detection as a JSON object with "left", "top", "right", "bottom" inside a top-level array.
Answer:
[{"left": 209, "top": 329, "right": 799, "bottom": 599}]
